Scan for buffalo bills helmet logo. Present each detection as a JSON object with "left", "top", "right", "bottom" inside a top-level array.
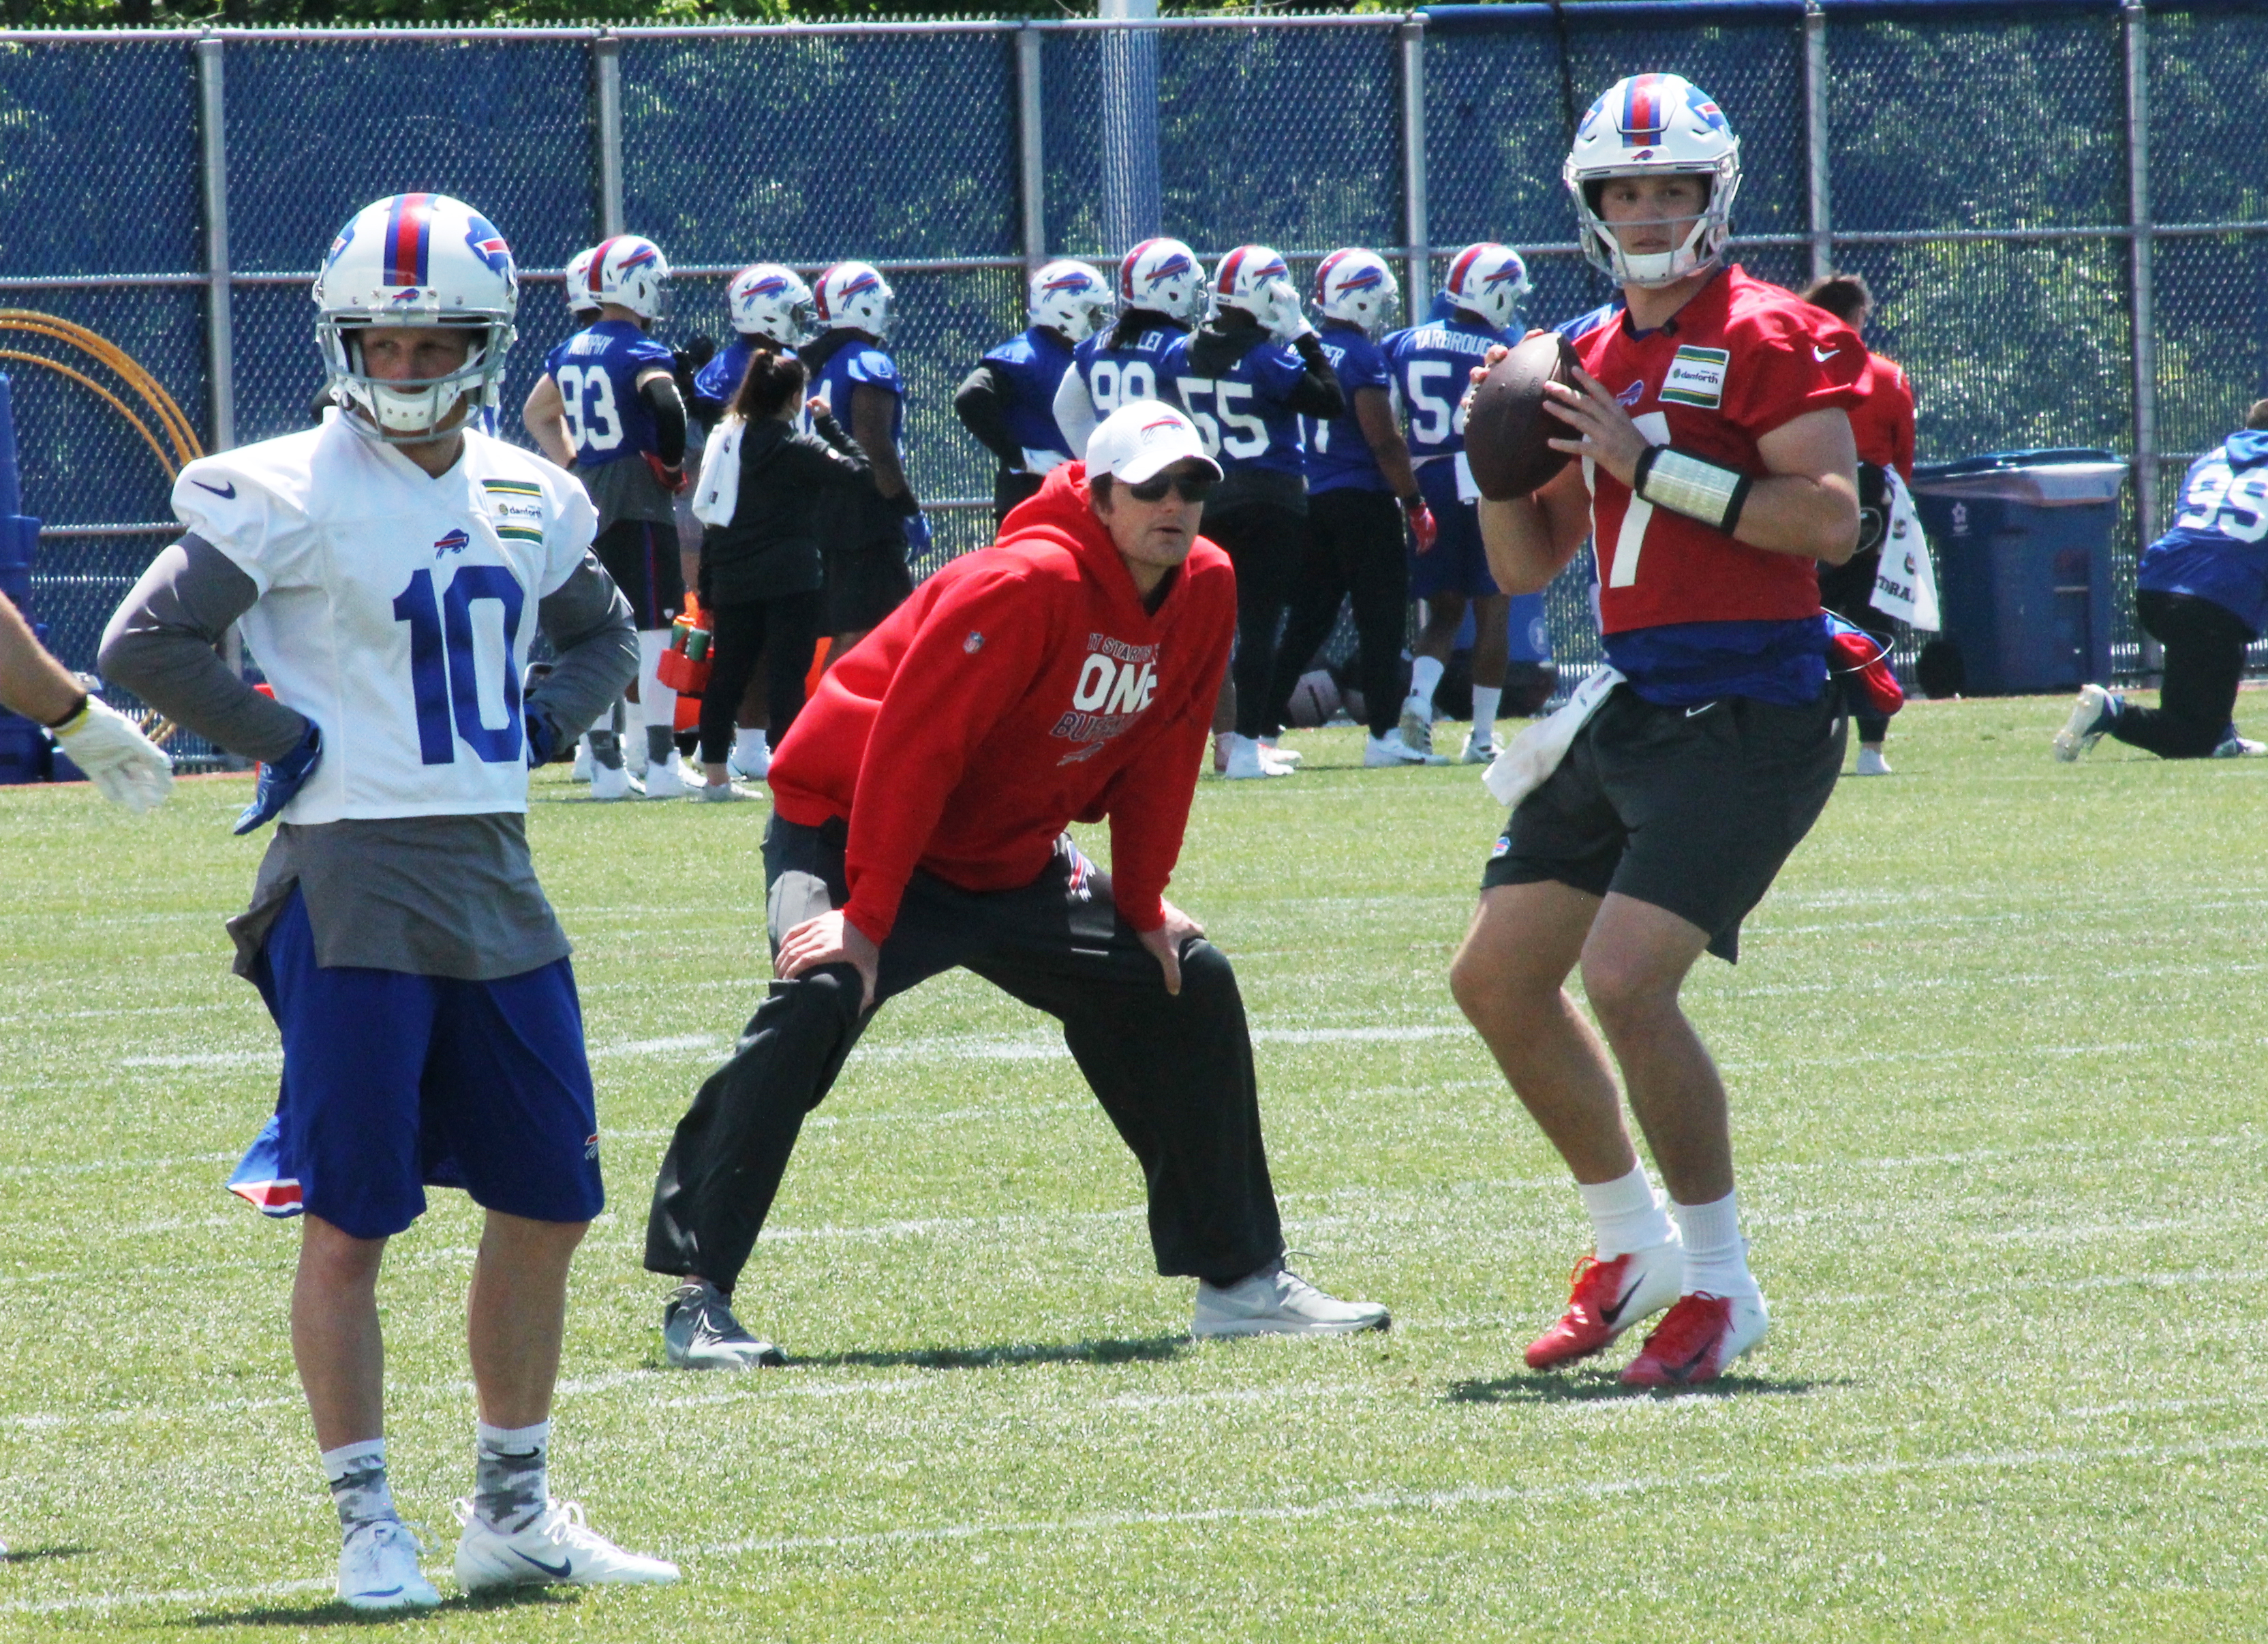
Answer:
[
  {"left": 1043, "top": 269, "right": 1097, "bottom": 294},
  {"left": 1141, "top": 253, "right": 1191, "bottom": 288},
  {"left": 463, "top": 214, "right": 512, "bottom": 277},
  {"left": 748, "top": 274, "right": 791, "bottom": 296}
]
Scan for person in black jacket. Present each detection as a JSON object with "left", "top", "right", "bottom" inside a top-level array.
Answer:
[{"left": 694, "top": 348, "right": 872, "bottom": 802}]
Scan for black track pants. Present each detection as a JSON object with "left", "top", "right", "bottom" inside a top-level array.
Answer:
[
  {"left": 644, "top": 816, "right": 1287, "bottom": 1294},
  {"left": 696, "top": 591, "right": 822, "bottom": 766},
  {"left": 1263, "top": 488, "right": 1409, "bottom": 740},
  {"left": 2111, "top": 589, "right": 2255, "bottom": 759},
  {"left": 1204, "top": 501, "right": 1308, "bottom": 740}
]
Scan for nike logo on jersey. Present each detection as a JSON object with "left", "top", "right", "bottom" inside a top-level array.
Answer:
[
  {"left": 192, "top": 478, "right": 236, "bottom": 498},
  {"left": 1685, "top": 701, "right": 1719, "bottom": 718},
  {"left": 511, "top": 1550, "right": 574, "bottom": 1579},
  {"left": 1813, "top": 346, "right": 1840, "bottom": 362}
]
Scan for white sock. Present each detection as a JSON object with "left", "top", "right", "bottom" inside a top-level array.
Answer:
[
  {"left": 733, "top": 727, "right": 768, "bottom": 765},
  {"left": 1471, "top": 685, "right": 1502, "bottom": 740},
  {"left": 1577, "top": 1164, "right": 1675, "bottom": 1259},
  {"left": 322, "top": 1437, "right": 397, "bottom": 1530},
  {"left": 637, "top": 630, "right": 677, "bottom": 746},
  {"left": 1670, "top": 1190, "right": 1756, "bottom": 1298},
  {"left": 473, "top": 1418, "right": 551, "bottom": 1535},
  {"left": 1408, "top": 656, "right": 1445, "bottom": 716}
]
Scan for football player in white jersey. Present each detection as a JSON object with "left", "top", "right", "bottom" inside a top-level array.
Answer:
[{"left": 99, "top": 193, "right": 676, "bottom": 1609}]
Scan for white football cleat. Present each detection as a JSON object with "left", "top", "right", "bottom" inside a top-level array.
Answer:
[
  {"left": 1397, "top": 700, "right": 1435, "bottom": 759},
  {"left": 1363, "top": 731, "right": 1428, "bottom": 767},
  {"left": 1257, "top": 736, "right": 1303, "bottom": 767},
  {"left": 1222, "top": 734, "right": 1291, "bottom": 780},
  {"left": 1460, "top": 728, "right": 1497, "bottom": 764},
  {"left": 727, "top": 742, "right": 770, "bottom": 782},
  {"left": 1854, "top": 746, "right": 1892, "bottom": 776},
  {"left": 453, "top": 1497, "right": 679, "bottom": 1592},
  {"left": 337, "top": 1517, "right": 442, "bottom": 1612},
  {"left": 641, "top": 751, "right": 690, "bottom": 799},
  {"left": 696, "top": 780, "right": 763, "bottom": 804},
  {"left": 1193, "top": 1262, "right": 1390, "bottom": 1338},
  {"left": 588, "top": 763, "right": 637, "bottom": 802},
  {"left": 2052, "top": 684, "right": 2119, "bottom": 761},
  {"left": 570, "top": 740, "right": 593, "bottom": 783}
]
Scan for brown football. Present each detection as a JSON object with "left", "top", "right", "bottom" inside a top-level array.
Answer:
[{"left": 1464, "top": 330, "right": 1582, "bottom": 501}]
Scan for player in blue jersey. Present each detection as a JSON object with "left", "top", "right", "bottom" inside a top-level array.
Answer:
[
  {"left": 2055, "top": 400, "right": 2268, "bottom": 761},
  {"left": 801, "top": 260, "right": 921, "bottom": 654},
  {"left": 100, "top": 193, "right": 673, "bottom": 1608},
  {"left": 1160, "top": 245, "right": 1344, "bottom": 780},
  {"left": 956, "top": 259, "right": 1112, "bottom": 526},
  {"left": 525, "top": 234, "right": 696, "bottom": 799},
  {"left": 691, "top": 262, "right": 814, "bottom": 431},
  {"left": 1382, "top": 242, "right": 1530, "bottom": 762},
  {"left": 1261, "top": 247, "right": 1436, "bottom": 767},
  {"left": 1054, "top": 237, "right": 1208, "bottom": 462}
]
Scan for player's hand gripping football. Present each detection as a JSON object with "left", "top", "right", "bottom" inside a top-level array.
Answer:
[
  {"left": 776, "top": 909, "right": 880, "bottom": 1011},
  {"left": 50, "top": 695, "right": 173, "bottom": 814},
  {"left": 1539, "top": 365, "right": 1651, "bottom": 487},
  {"left": 1137, "top": 898, "right": 1206, "bottom": 997}
]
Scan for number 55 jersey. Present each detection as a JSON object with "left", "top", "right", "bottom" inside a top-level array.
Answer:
[{"left": 172, "top": 416, "right": 598, "bottom": 823}]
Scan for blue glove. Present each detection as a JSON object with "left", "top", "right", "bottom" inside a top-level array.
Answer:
[
  {"left": 524, "top": 705, "right": 564, "bottom": 767},
  {"left": 234, "top": 720, "right": 322, "bottom": 836},
  {"left": 902, "top": 511, "right": 934, "bottom": 559}
]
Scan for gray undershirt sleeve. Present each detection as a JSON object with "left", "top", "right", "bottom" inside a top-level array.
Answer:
[
  {"left": 97, "top": 536, "right": 308, "bottom": 763},
  {"left": 527, "top": 553, "right": 638, "bottom": 746}
]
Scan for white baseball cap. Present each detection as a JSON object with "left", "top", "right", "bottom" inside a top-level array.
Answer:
[{"left": 1084, "top": 401, "right": 1223, "bottom": 487}]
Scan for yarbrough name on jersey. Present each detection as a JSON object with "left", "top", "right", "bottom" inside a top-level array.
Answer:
[
  {"left": 1052, "top": 633, "right": 1161, "bottom": 761},
  {"left": 171, "top": 421, "right": 598, "bottom": 823}
]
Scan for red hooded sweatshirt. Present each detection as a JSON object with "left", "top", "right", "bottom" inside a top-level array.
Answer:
[{"left": 769, "top": 461, "right": 1236, "bottom": 945}]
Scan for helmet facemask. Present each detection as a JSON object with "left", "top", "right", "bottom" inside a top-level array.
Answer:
[{"left": 321, "top": 317, "right": 512, "bottom": 444}]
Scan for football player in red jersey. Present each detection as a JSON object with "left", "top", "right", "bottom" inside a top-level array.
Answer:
[
  {"left": 643, "top": 401, "right": 1390, "bottom": 1366},
  {"left": 1456, "top": 74, "right": 1865, "bottom": 1386},
  {"left": 1803, "top": 271, "right": 1916, "bottom": 775}
]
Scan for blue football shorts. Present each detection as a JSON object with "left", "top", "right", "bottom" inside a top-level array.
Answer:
[
  {"left": 249, "top": 889, "right": 605, "bottom": 1239},
  {"left": 1409, "top": 458, "right": 1502, "bottom": 600}
]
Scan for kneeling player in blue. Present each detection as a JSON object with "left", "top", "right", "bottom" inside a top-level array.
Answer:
[
  {"left": 955, "top": 258, "right": 1112, "bottom": 526},
  {"left": 2055, "top": 399, "right": 2268, "bottom": 762},
  {"left": 98, "top": 194, "right": 676, "bottom": 1609}
]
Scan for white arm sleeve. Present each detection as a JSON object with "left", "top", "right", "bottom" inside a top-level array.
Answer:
[{"left": 1052, "top": 365, "right": 1099, "bottom": 460}]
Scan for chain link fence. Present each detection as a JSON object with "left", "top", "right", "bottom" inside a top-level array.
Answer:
[{"left": 1, "top": 0, "right": 2264, "bottom": 750}]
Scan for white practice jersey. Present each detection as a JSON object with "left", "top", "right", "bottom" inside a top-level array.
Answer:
[{"left": 172, "top": 420, "right": 597, "bottom": 824}]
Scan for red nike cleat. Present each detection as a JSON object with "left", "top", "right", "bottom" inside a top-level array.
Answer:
[
  {"left": 1618, "top": 1290, "right": 1769, "bottom": 1388},
  {"left": 1522, "top": 1241, "right": 1683, "bottom": 1369}
]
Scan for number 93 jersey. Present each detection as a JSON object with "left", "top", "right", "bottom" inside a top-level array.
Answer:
[
  {"left": 172, "top": 419, "right": 599, "bottom": 823},
  {"left": 542, "top": 318, "right": 677, "bottom": 468}
]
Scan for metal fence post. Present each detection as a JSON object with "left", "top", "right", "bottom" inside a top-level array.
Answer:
[
  {"left": 1099, "top": 0, "right": 1161, "bottom": 252},
  {"left": 1017, "top": 23, "right": 1045, "bottom": 273},
  {"left": 1400, "top": 16, "right": 1429, "bottom": 316},
  {"left": 2121, "top": 0, "right": 2158, "bottom": 613},
  {"left": 195, "top": 33, "right": 234, "bottom": 453},
  {"left": 594, "top": 31, "right": 625, "bottom": 239},
  {"left": 1804, "top": 0, "right": 1831, "bottom": 284}
]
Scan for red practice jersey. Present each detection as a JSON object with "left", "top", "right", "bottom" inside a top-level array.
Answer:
[
  {"left": 769, "top": 462, "right": 1236, "bottom": 945},
  {"left": 1848, "top": 350, "right": 1916, "bottom": 480},
  {"left": 1573, "top": 265, "right": 1867, "bottom": 635}
]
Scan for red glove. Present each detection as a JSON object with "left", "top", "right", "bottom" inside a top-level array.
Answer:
[
  {"left": 1403, "top": 494, "right": 1439, "bottom": 554},
  {"left": 1826, "top": 614, "right": 1903, "bottom": 718},
  {"left": 643, "top": 451, "right": 690, "bottom": 495}
]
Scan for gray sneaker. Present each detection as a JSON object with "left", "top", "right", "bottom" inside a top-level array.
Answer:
[
  {"left": 1397, "top": 701, "right": 1434, "bottom": 759},
  {"left": 660, "top": 1281, "right": 786, "bottom": 1370},
  {"left": 1192, "top": 1261, "right": 1391, "bottom": 1339}
]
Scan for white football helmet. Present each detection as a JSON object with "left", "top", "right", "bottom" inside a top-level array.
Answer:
[
  {"left": 313, "top": 192, "right": 518, "bottom": 444},
  {"left": 1441, "top": 243, "right": 1532, "bottom": 333},
  {"left": 1028, "top": 259, "right": 1112, "bottom": 344},
  {"left": 814, "top": 261, "right": 893, "bottom": 339},
  {"left": 1118, "top": 237, "right": 1205, "bottom": 324},
  {"left": 1565, "top": 73, "right": 1743, "bottom": 288},
  {"left": 727, "top": 262, "right": 816, "bottom": 346},
  {"left": 1314, "top": 247, "right": 1400, "bottom": 338},
  {"left": 1212, "top": 245, "right": 1306, "bottom": 339},
  {"left": 585, "top": 233, "right": 669, "bottom": 321},
  {"left": 564, "top": 246, "right": 601, "bottom": 322}
]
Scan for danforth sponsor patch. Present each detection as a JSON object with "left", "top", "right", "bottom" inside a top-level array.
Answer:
[{"left": 1659, "top": 345, "right": 1730, "bottom": 409}]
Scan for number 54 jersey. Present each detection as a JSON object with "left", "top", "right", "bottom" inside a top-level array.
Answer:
[{"left": 172, "top": 418, "right": 598, "bottom": 823}]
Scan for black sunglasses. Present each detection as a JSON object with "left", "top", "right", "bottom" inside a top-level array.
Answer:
[{"left": 1124, "top": 470, "right": 1215, "bottom": 504}]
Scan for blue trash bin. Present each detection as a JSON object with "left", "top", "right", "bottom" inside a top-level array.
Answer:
[{"left": 1907, "top": 448, "right": 2129, "bottom": 696}]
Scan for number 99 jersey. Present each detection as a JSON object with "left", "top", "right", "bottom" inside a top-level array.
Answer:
[
  {"left": 172, "top": 418, "right": 598, "bottom": 823},
  {"left": 542, "top": 318, "right": 677, "bottom": 468},
  {"left": 1069, "top": 324, "right": 1182, "bottom": 423}
]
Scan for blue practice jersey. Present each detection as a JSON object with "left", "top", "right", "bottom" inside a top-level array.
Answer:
[
  {"left": 2138, "top": 429, "right": 2268, "bottom": 635},
  {"left": 692, "top": 336, "right": 758, "bottom": 421},
  {"left": 1382, "top": 314, "right": 1512, "bottom": 463},
  {"left": 1159, "top": 332, "right": 1310, "bottom": 476},
  {"left": 806, "top": 335, "right": 903, "bottom": 455},
  {"left": 985, "top": 326, "right": 1078, "bottom": 459},
  {"left": 542, "top": 319, "right": 675, "bottom": 469},
  {"left": 1303, "top": 323, "right": 1394, "bottom": 495},
  {"left": 1072, "top": 325, "right": 1183, "bottom": 421}
]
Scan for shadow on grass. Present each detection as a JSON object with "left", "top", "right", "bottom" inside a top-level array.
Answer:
[
  {"left": 0, "top": 1543, "right": 90, "bottom": 1564},
  {"left": 1446, "top": 1369, "right": 1841, "bottom": 1404},
  {"left": 187, "top": 1588, "right": 581, "bottom": 1628},
  {"left": 795, "top": 1333, "right": 1192, "bottom": 1372}
]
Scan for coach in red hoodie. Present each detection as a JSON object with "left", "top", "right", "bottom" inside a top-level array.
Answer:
[{"left": 644, "top": 402, "right": 1390, "bottom": 1365}]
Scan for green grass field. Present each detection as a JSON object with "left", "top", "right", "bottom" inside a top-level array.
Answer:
[{"left": 2, "top": 694, "right": 2265, "bottom": 1641}]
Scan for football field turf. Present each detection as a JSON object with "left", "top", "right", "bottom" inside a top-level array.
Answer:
[{"left": 1, "top": 693, "right": 2263, "bottom": 1641}]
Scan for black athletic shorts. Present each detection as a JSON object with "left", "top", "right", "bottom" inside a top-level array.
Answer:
[
  {"left": 825, "top": 536, "right": 915, "bottom": 635},
  {"left": 594, "top": 518, "right": 684, "bottom": 630},
  {"left": 1481, "top": 684, "right": 1844, "bottom": 962}
]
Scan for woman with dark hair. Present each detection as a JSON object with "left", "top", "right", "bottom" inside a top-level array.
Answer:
[{"left": 690, "top": 348, "right": 872, "bottom": 800}]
